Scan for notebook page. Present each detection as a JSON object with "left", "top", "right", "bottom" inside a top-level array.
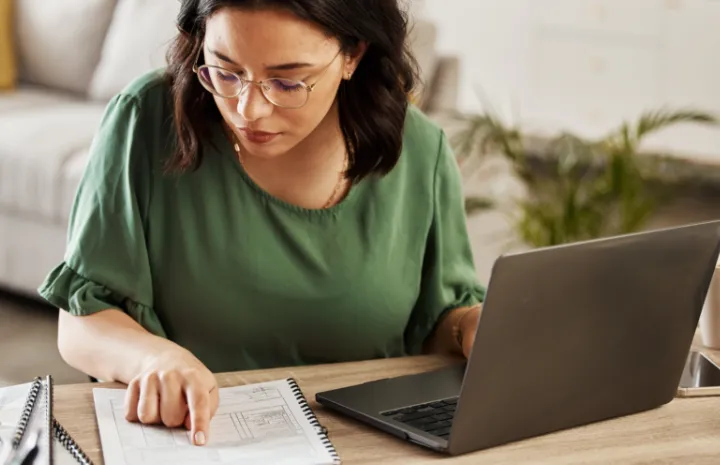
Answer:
[
  {"left": 93, "top": 378, "right": 339, "bottom": 465},
  {"left": 0, "top": 381, "right": 85, "bottom": 465},
  {"left": 0, "top": 383, "right": 33, "bottom": 460}
]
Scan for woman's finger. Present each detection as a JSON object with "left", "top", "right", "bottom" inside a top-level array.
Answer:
[
  {"left": 137, "top": 372, "right": 161, "bottom": 424},
  {"left": 159, "top": 371, "right": 187, "bottom": 428},
  {"left": 183, "top": 385, "right": 217, "bottom": 432},
  {"left": 185, "top": 381, "right": 211, "bottom": 446},
  {"left": 124, "top": 378, "right": 141, "bottom": 422}
]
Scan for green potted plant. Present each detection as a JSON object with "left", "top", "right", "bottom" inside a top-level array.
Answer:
[{"left": 450, "top": 106, "right": 719, "bottom": 248}]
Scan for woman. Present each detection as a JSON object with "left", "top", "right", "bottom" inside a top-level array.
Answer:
[{"left": 38, "top": 0, "right": 486, "bottom": 446}]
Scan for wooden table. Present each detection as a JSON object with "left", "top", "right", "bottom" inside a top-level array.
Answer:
[{"left": 55, "top": 345, "right": 720, "bottom": 465}]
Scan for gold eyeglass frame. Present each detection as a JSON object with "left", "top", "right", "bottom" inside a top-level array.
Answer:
[{"left": 191, "top": 42, "right": 343, "bottom": 109}]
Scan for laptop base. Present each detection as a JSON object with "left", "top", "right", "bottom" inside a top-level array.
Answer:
[{"left": 315, "top": 361, "right": 467, "bottom": 453}]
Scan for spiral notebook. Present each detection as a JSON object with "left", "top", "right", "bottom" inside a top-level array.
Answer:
[
  {"left": 0, "top": 376, "right": 94, "bottom": 465},
  {"left": 92, "top": 377, "right": 340, "bottom": 465}
]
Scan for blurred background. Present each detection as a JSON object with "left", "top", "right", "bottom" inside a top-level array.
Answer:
[{"left": 1, "top": 0, "right": 720, "bottom": 387}]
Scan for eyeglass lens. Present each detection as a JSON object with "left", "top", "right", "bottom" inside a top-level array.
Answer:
[{"left": 197, "top": 67, "right": 309, "bottom": 108}]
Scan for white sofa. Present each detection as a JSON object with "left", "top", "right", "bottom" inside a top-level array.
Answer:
[{"left": 0, "top": 0, "right": 462, "bottom": 298}]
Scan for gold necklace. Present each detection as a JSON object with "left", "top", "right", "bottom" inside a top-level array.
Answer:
[
  {"left": 227, "top": 128, "right": 347, "bottom": 209},
  {"left": 323, "top": 153, "right": 348, "bottom": 209}
]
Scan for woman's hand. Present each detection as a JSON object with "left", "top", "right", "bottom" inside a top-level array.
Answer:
[
  {"left": 458, "top": 305, "right": 482, "bottom": 359},
  {"left": 425, "top": 304, "right": 483, "bottom": 357},
  {"left": 124, "top": 347, "right": 219, "bottom": 446}
]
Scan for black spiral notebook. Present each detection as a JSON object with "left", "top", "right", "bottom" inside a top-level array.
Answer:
[{"left": 0, "top": 376, "right": 93, "bottom": 465}]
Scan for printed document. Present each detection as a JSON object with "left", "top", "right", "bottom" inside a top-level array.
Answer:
[{"left": 92, "top": 378, "right": 339, "bottom": 465}]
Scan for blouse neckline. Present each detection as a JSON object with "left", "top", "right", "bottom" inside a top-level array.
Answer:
[{"left": 212, "top": 123, "right": 368, "bottom": 218}]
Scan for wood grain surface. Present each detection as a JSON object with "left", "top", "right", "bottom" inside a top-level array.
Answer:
[{"left": 54, "top": 345, "right": 720, "bottom": 464}]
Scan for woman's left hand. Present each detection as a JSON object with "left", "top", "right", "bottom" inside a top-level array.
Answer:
[{"left": 458, "top": 306, "right": 482, "bottom": 359}]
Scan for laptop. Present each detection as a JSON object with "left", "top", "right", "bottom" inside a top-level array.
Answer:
[{"left": 315, "top": 220, "right": 720, "bottom": 456}]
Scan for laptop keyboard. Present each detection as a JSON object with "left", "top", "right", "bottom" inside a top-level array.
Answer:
[{"left": 380, "top": 397, "right": 458, "bottom": 438}]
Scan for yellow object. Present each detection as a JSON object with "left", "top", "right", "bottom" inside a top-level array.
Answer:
[
  {"left": 0, "top": 0, "right": 17, "bottom": 90},
  {"left": 409, "top": 90, "right": 419, "bottom": 106}
]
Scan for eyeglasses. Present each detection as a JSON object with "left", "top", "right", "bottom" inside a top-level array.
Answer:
[{"left": 192, "top": 44, "right": 342, "bottom": 109}]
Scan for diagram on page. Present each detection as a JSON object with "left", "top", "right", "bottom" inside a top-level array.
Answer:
[{"left": 93, "top": 379, "right": 335, "bottom": 465}]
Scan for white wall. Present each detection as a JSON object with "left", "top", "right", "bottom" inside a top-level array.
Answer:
[{"left": 417, "top": 0, "right": 720, "bottom": 163}]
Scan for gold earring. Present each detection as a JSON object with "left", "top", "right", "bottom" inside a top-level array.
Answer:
[{"left": 346, "top": 71, "right": 352, "bottom": 80}]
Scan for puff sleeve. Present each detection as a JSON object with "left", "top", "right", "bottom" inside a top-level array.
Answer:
[
  {"left": 404, "top": 130, "right": 486, "bottom": 354},
  {"left": 37, "top": 93, "right": 166, "bottom": 338}
]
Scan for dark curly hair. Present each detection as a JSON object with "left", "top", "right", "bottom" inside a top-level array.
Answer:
[{"left": 164, "top": 0, "right": 420, "bottom": 182}]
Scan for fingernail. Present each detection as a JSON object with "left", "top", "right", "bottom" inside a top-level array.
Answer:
[{"left": 194, "top": 431, "right": 206, "bottom": 445}]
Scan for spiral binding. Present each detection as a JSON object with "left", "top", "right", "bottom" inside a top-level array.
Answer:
[
  {"left": 11, "top": 377, "right": 42, "bottom": 448},
  {"left": 53, "top": 419, "right": 94, "bottom": 465},
  {"left": 286, "top": 378, "right": 341, "bottom": 464},
  {"left": 9, "top": 375, "right": 94, "bottom": 465}
]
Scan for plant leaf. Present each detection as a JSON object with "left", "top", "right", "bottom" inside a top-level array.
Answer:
[
  {"left": 465, "top": 196, "right": 495, "bottom": 214},
  {"left": 452, "top": 99, "right": 719, "bottom": 249},
  {"left": 635, "top": 108, "right": 718, "bottom": 141}
]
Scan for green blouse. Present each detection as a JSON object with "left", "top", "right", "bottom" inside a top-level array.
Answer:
[{"left": 38, "top": 70, "right": 486, "bottom": 373}]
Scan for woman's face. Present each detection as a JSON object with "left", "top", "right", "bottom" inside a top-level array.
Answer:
[{"left": 203, "top": 8, "right": 356, "bottom": 159}]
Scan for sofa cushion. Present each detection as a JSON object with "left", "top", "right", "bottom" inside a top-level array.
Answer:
[
  {"left": 14, "top": 0, "right": 118, "bottom": 95},
  {"left": 60, "top": 148, "right": 91, "bottom": 223},
  {"left": 88, "top": 0, "right": 180, "bottom": 101},
  {"left": 0, "top": 86, "right": 78, "bottom": 113},
  {"left": 0, "top": 101, "right": 107, "bottom": 222},
  {"left": 0, "top": 213, "right": 68, "bottom": 297}
]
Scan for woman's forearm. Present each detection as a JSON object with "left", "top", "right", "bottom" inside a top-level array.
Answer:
[
  {"left": 426, "top": 305, "right": 482, "bottom": 356},
  {"left": 57, "top": 309, "right": 183, "bottom": 384}
]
